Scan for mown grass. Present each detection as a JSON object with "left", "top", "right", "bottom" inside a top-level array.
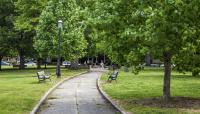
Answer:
[
  {"left": 101, "top": 67, "right": 200, "bottom": 114},
  {"left": 0, "top": 67, "right": 87, "bottom": 114},
  {"left": 1, "top": 65, "right": 56, "bottom": 69}
]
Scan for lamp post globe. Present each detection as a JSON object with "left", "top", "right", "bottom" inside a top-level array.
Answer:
[{"left": 58, "top": 20, "right": 63, "bottom": 29}]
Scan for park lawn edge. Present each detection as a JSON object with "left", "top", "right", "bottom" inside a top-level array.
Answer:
[{"left": 97, "top": 74, "right": 127, "bottom": 114}]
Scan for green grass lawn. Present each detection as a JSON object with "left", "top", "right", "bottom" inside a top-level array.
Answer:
[
  {"left": 0, "top": 67, "right": 87, "bottom": 114},
  {"left": 1, "top": 65, "right": 56, "bottom": 69},
  {"left": 101, "top": 68, "right": 200, "bottom": 114}
]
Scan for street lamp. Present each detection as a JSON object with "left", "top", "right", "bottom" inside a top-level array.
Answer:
[{"left": 56, "top": 20, "right": 63, "bottom": 77}]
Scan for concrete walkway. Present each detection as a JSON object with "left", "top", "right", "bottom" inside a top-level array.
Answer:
[{"left": 37, "top": 71, "right": 119, "bottom": 114}]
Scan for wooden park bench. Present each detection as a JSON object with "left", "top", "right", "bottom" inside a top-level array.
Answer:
[
  {"left": 107, "top": 70, "right": 119, "bottom": 83},
  {"left": 37, "top": 71, "right": 51, "bottom": 82}
]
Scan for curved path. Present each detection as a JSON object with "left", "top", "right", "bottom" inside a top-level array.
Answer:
[{"left": 38, "top": 71, "right": 119, "bottom": 114}]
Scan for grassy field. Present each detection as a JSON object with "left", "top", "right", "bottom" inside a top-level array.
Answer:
[
  {"left": 1, "top": 65, "right": 56, "bottom": 69},
  {"left": 0, "top": 67, "right": 87, "bottom": 114},
  {"left": 101, "top": 67, "right": 200, "bottom": 114}
]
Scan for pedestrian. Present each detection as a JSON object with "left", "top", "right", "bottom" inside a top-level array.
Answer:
[{"left": 100, "top": 61, "right": 104, "bottom": 69}]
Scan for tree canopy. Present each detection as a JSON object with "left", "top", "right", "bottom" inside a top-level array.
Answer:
[
  {"left": 0, "top": 0, "right": 15, "bottom": 70},
  {"left": 35, "top": 0, "right": 87, "bottom": 61},
  {"left": 86, "top": 0, "right": 200, "bottom": 100}
]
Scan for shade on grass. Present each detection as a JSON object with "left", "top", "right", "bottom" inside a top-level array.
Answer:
[
  {"left": 0, "top": 68, "right": 86, "bottom": 114},
  {"left": 101, "top": 68, "right": 200, "bottom": 114}
]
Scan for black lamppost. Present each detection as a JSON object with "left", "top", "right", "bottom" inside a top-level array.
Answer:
[{"left": 56, "top": 20, "right": 63, "bottom": 77}]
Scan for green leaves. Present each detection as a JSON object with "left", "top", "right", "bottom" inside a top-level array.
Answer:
[
  {"left": 85, "top": 0, "right": 200, "bottom": 74},
  {"left": 35, "top": 0, "right": 87, "bottom": 60},
  {"left": 14, "top": 0, "right": 48, "bottom": 31},
  {"left": 0, "top": 0, "right": 15, "bottom": 56}
]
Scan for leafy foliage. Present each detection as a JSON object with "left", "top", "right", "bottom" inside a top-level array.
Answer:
[
  {"left": 0, "top": 0, "right": 15, "bottom": 58},
  {"left": 87, "top": 0, "right": 200, "bottom": 99},
  {"left": 35, "top": 0, "right": 87, "bottom": 60}
]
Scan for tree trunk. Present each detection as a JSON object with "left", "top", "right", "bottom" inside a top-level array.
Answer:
[
  {"left": 163, "top": 52, "right": 172, "bottom": 101},
  {"left": 44, "top": 59, "right": 47, "bottom": 69},
  {"left": 37, "top": 58, "right": 42, "bottom": 69},
  {"left": 70, "top": 59, "right": 79, "bottom": 70},
  {"left": 145, "top": 53, "right": 151, "bottom": 66},
  {"left": 87, "top": 56, "right": 89, "bottom": 64},
  {"left": 92, "top": 57, "right": 94, "bottom": 64},
  {"left": 95, "top": 56, "right": 98, "bottom": 66},
  {"left": 192, "top": 70, "right": 199, "bottom": 77},
  {"left": 0, "top": 56, "right": 2, "bottom": 71},
  {"left": 104, "top": 54, "right": 106, "bottom": 63},
  {"left": 19, "top": 49, "right": 25, "bottom": 70}
]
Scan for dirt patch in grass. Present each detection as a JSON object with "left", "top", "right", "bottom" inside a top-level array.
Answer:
[{"left": 134, "top": 97, "right": 200, "bottom": 109}]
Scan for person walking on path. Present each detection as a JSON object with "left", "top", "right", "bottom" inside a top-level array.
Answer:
[{"left": 100, "top": 61, "right": 104, "bottom": 69}]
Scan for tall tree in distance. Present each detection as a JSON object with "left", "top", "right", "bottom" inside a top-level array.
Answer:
[
  {"left": 35, "top": 0, "right": 87, "bottom": 64},
  {"left": 0, "top": 0, "right": 15, "bottom": 70},
  {"left": 14, "top": 0, "right": 48, "bottom": 69}
]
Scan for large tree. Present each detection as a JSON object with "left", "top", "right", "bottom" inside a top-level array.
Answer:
[
  {"left": 0, "top": 0, "right": 15, "bottom": 70},
  {"left": 14, "top": 0, "right": 48, "bottom": 69},
  {"left": 35, "top": 0, "right": 87, "bottom": 64},
  {"left": 146, "top": 0, "right": 200, "bottom": 100},
  {"left": 89, "top": 0, "right": 200, "bottom": 100}
]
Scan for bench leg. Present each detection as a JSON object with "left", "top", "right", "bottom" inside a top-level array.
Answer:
[
  {"left": 115, "top": 80, "right": 117, "bottom": 83},
  {"left": 44, "top": 77, "right": 51, "bottom": 82},
  {"left": 38, "top": 80, "right": 45, "bottom": 83},
  {"left": 38, "top": 77, "right": 46, "bottom": 83},
  {"left": 107, "top": 78, "right": 112, "bottom": 83},
  {"left": 107, "top": 78, "right": 110, "bottom": 82}
]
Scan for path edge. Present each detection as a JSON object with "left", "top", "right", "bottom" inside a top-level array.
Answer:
[
  {"left": 30, "top": 70, "right": 89, "bottom": 114},
  {"left": 97, "top": 75, "right": 127, "bottom": 114}
]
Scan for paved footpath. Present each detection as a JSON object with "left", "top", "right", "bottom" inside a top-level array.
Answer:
[{"left": 38, "top": 71, "right": 119, "bottom": 114}]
